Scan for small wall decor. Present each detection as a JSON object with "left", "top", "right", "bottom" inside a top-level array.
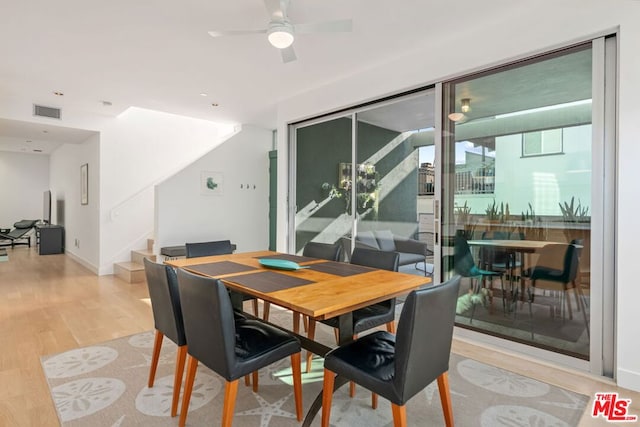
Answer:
[
  {"left": 201, "top": 171, "right": 224, "bottom": 196},
  {"left": 80, "top": 163, "right": 89, "bottom": 205}
]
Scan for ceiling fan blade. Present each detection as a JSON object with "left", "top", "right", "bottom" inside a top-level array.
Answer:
[
  {"left": 294, "top": 19, "right": 352, "bottom": 34},
  {"left": 280, "top": 45, "right": 297, "bottom": 63},
  {"left": 263, "top": 0, "right": 289, "bottom": 20},
  {"left": 208, "top": 29, "right": 267, "bottom": 38}
]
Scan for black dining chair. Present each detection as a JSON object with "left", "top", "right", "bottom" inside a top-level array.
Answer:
[
  {"left": 185, "top": 239, "right": 233, "bottom": 258},
  {"left": 524, "top": 242, "right": 589, "bottom": 339},
  {"left": 143, "top": 258, "right": 187, "bottom": 418},
  {"left": 185, "top": 239, "right": 259, "bottom": 317},
  {"left": 306, "top": 247, "right": 399, "bottom": 399},
  {"left": 454, "top": 232, "right": 504, "bottom": 319},
  {"left": 303, "top": 241, "right": 344, "bottom": 261},
  {"left": 176, "top": 269, "right": 303, "bottom": 427},
  {"left": 321, "top": 276, "right": 461, "bottom": 427}
]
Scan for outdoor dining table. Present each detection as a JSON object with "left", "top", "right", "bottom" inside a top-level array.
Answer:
[
  {"left": 466, "top": 239, "right": 567, "bottom": 309},
  {"left": 166, "top": 250, "right": 430, "bottom": 426}
]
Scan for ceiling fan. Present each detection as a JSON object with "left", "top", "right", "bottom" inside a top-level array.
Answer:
[{"left": 208, "top": 0, "right": 352, "bottom": 63}]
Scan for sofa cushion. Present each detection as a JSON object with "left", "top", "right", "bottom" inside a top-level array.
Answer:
[
  {"left": 356, "top": 231, "right": 379, "bottom": 250},
  {"left": 375, "top": 230, "right": 397, "bottom": 252}
]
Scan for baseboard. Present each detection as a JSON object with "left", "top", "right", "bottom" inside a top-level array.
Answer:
[
  {"left": 617, "top": 367, "right": 640, "bottom": 393},
  {"left": 65, "top": 251, "right": 99, "bottom": 275}
]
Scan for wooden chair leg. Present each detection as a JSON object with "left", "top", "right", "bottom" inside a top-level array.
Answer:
[
  {"left": 291, "top": 352, "right": 303, "bottom": 421},
  {"left": 391, "top": 403, "right": 407, "bottom": 427},
  {"left": 293, "top": 312, "right": 301, "bottom": 334},
  {"left": 252, "top": 299, "right": 259, "bottom": 317},
  {"left": 303, "top": 315, "right": 309, "bottom": 332},
  {"left": 263, "top": 301, "right": 271, "bottom": 320},
  {"left": 171, "top": 345, "right": 188, "bottom": 417},
  {"left": 371, "top": 393, "right": 378, "bottom": 409},
  {"left": 148, "top": 330, "right": 163, "bottom": 387},
  {"left": 436, "top": 372, "right": 454, "bottom": 427},
  {"left": 306, "top": 319, "right": 316, "bottom": 373},
  {"left": 321, "top": 369, "right": 335, "bottom": 427},
  {"left": 349, "top": 381, "right": 356, "bottom": 397},
  {"left": 179, "top": 355, "right": 199, "bottom": 427},
  {"left": 244, "top": 375, "right": 251, "bottom": 386},
  {"left": 386, "top": 321, "right": 395, "bottom": 334},
  {"left": 252, "top": 370, "right": 259, "bottom": 392},
  {"left": 222, "top": 380, "right": 240, "bottom": 427}
]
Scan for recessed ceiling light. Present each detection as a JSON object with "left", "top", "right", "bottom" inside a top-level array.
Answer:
[
  {"left": 53, "top": 91, "right": 64, "bottom": 96},
  {"left": 26, "top": 140, "right": 32, "bottom": 143},
  {"left": 42, "top": 130, "right": 48, "bottom": 133},
  {"left": 200, "top": 93, "right": 208, "bottom": 97},
  {"left": 33, "top": 149, "right": 43, "bottom": 152},
  {"left": 211, "top": 103, "right": 219, "bottom": 107},
  {"left": 102, "top": 100, "right": 113, "bottom": 106}
]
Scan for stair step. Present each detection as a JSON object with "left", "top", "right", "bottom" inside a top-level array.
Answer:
[
  {"left": 114, "top": 262, "right": 145, "bottom": 284},
  {"left": 132, "top": 249, "right": 155, "bottom": 265}
]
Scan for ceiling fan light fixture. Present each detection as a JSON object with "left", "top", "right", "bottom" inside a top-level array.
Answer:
[{"left": 268, "top": 24, "right": 294, "bottom": 49}]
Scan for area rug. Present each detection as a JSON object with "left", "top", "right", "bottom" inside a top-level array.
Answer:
[{"left": 41, "top": 312, "right": 589, "bottom": 426}]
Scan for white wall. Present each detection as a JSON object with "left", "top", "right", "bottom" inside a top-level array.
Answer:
[
  {"left": 97, "top": 107, "right": 237, "bottom": 274},
  {"left": 275, "top": 2, "right": 640, "bottom": 391},
  {"left": 155, "top": 125, "right": 272, "bottom": 253},
  {"left": 0, "top": 152, "right": 49, "bottom": 228},
  {"left": 49, "top": 134, "right": 100, "bottom": 271}
]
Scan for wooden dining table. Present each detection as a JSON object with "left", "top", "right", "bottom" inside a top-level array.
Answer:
[{"left": 166, "top": 250, "right": 430, "bottom": 425}]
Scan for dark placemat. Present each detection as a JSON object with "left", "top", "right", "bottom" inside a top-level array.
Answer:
[
  {"left": 227, "top": 270, "right": 314, "bottom": 293},
  {"left": 256, "top": 254, "right": 316, "bottom": 263},
  {"left": 307, "top": 261, "right": 374, "bottom": 277},
  {"left": 185, "top": 261, "right": 257, "bottom": 277}
]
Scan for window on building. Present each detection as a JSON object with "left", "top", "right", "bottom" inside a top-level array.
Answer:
[{"left": 522, "top": 128, "right": 563, "bottom": 156}]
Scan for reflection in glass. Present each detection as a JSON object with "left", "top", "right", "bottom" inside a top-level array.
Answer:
[{"left": 442, "top": 45, "right": 592, "bottom": 359}]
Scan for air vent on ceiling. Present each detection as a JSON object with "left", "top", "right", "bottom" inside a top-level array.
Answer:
[{"left": 33, "top": 104, "right": 61, "bottom": 119}]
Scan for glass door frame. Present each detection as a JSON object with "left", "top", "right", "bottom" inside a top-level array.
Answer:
[{"left": 432, "top": 36, "right": 616, "bottom": 377}]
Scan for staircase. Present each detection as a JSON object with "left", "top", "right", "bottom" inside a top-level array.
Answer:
[{"left": 114, "top": 238, "right": 155, "bottom": 283}]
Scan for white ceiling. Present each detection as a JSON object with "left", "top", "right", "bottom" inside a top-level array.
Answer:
[
  {"left": 0, "top": 0, "right": 600, "bottom": 153},
  {"left": 0, "top": 1, "right": 523, "bottom": 131}
]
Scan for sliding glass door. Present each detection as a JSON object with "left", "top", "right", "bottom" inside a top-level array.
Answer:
[
  {"left": 291, "top": 90, "right": 436, "bottom": 269},
  {"left": 292, "top": 115, "right": 353, "bottom": 255},
  {"left": 439, "top": 38, "right": 615, "bottom": 372}
]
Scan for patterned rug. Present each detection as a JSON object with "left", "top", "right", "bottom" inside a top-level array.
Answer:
[{"left": 41, "top": 311, "right": 589, "bottom": 426}]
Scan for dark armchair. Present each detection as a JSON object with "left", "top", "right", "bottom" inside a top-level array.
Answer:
[
  {"left": 143, "top": 258, "right": 186, "bottom": 418},
  {"left": 176, "top": 269, "right": 303, "bottom": 427},
  {"left": 321, "top": 276, "right": 461, "bottom": 427}
]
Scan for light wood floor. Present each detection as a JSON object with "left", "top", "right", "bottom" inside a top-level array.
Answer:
[{"left": 1, "top": 246, "right": 638, "bottom": 426}]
